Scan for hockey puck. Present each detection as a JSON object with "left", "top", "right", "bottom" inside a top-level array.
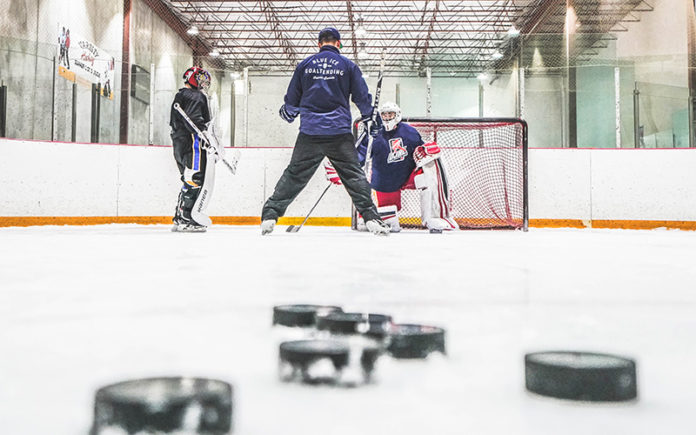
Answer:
[
  {"left": 279, "top": 340, "right": 382, "bottom": 385},
  {"left": 429, "top": 228, "right": 443, "bottom": 234},
  {"left": 387, "top": 324, "right": 446, "bottom": 359},
  {"left": 272, "top": 304, "right": 343, "bottom": 327},
  {"left": 91, "top": 377, "right": 233, "bottom": 435},
  {"left": 316, "top": 312, "right": 393, "bottom": 338},
  {"left": 525, "top": 351, "right": 638, "bottom": 402}
]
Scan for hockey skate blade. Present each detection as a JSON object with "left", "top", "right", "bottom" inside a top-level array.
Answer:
[
  {"left": 525, "top": 351, "right": 637, "bottom": 402},
  {"left": 429, "top": 228, "right": 443, "bottom": 234},
  {"left": 272, "top": 304, "right": 343, "bottom": 327},
  {"left": 387, "top": 324, "right": 446, "bottom": 359},
  {"left": 91, "top": 377, "right": 233, "bottom": 435}
]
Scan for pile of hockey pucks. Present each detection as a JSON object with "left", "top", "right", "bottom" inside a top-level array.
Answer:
[
  {"left": 524, "top": 351, "right": 638, "bottom": 402},
  {"left": 90, "top": 377, "right": 233, "bottom": 435},
  {"left": 273, "top": 304, "right": 446, "bottom": 387}
]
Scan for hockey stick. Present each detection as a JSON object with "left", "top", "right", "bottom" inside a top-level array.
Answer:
[
  {"left": 173, "top": 103, "right": 239, "bottom": 175},
  {"left": 351, "top": 49, "right": 386, "bottom": 230},
  {"left": 285, "top": 183, "right": 332, "bottom": 233},
  {"left": 364, "top": 48, "right": 387, "bottom": 176},
  {"left": 287, "top": 131, "right": 369, "bottom": 233}
]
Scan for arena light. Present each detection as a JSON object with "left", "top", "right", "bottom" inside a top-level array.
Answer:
[
  {"left": 507, "top": 26, "right": 520, "bottom": 37},
  {"left": 209, "top": 49, "right": 220, "bottom": 57},
  {"left": 492, "top": 50, "right": 504, "bottom": 60},
  {"left": 187, "top": 26, "right": 199, "bottom": 35},
  {"left": 477, "top": 72, "right": 489, "bottom": 82}
]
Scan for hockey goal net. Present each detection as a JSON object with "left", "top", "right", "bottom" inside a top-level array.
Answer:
[{"left": 358, "top": 118, "right": 528, "bottom": 231}]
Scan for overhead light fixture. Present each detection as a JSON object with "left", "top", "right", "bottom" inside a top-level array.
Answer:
[
  {"left": 507, "top": 25, "right": 520, "bottom": 37},
  {"left": 187, "top": 25, "right": 199, "bottom": 35},
  {"left": 209, "top": 48, "right": 220, "bottom": 57},
  {"left": 230, "top": 72, "right": 241, "bottom": 80},
  {"left": 355, "top": 17, "right": 367, "bottom": 38},
  {"left": 491, "top": 50, "right": 503, "bottom": 60},
  {"left": 477, "top": 72, "right": 489, "bottom": 82},
  {"left": 357, "top": 42, "right": 369, "bottom": 60}
]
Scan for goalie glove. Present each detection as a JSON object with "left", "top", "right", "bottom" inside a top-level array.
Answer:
[
  {"left": 413, "top": 142, "right": 441, "bottom": 167},
  {"left": 324, "top": 160, "right": 342, "bottom": 185},
  {"left": 200, "top": 129, "right": 222, "bottom": 163}
]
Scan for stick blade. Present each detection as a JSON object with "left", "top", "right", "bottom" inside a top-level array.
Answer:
[{"left": 286, "top": 225, "right": 300, "bottom": 233}]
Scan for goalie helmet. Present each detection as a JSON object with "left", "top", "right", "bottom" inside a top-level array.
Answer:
[
  {"left": 183, "top": 67, "right": 211, "bottom": 90},
  {"left": 380, "top": 102, "right": 402, "bottom": 132}
]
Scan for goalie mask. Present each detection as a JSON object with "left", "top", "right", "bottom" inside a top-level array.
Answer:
[
  {"left": 380, "top": 102, "right": 402, "bottom": 132},
  {"left": 183, "top": 67, "right": 211, "bottom": 90}
]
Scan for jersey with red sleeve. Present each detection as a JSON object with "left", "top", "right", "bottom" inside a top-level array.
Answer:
[{"left": 357, "top": 122, "right": 424, "bottom": 192}]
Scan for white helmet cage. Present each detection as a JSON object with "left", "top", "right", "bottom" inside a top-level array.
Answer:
[{"left": 379, "top": 102, "right": 402, "bottom": 131}]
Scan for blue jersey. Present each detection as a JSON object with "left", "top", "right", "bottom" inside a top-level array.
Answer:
[
  {"left": 357, "top": 123, "right": 424, "bottom": 192},
  {"left": 283, "top": 45, "right": 373, "bottom": 136}
]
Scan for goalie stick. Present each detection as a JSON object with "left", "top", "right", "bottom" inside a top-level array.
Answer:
[
  {"left": 173, "top": 103, "right": 239, "bottom": 175},
  {"left": 364, "top": 48, "right": 387, "bottom": 175},
  {"left": 351, "top": 49, "right": 386, "bottom": 230}
]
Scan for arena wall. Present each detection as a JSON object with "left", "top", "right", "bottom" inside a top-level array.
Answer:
[{"left": 1, "top": 139, "right": 695, "bottom": 230}]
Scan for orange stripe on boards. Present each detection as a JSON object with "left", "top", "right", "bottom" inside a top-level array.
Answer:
[
  {"left": 1, "top": 217, "right": 695, "bottom": 231},
  {"left": 0, "top": 216, "right": 352, "bottom": 228},
  {"left": 0, "top": 216, "right": 173, "bottom": 227},
  {"left": 529, "top": 219, "right": 696, "bottom": 231},
  {"left": 591, "top": 220, "right": 696, "bottom": 231},
  {"left": 529, "top": 219, "right": 588, "bottom": 229}
]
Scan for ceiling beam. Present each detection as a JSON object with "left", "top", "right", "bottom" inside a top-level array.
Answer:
[
  {"left": 346, "top": 1, "right": 359, "bottom": 63},
  {"left": 259, "top": 0, "right": 298, "bottom": 67},
  {"left": 419, "top": 0, "right": 441, "bottom": 67}
]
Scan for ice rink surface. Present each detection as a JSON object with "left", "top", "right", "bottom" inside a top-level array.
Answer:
[{"left": 1, "top": 224, "right": 695, "bottom": 434}]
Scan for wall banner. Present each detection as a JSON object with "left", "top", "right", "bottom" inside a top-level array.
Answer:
[{"left": 57, "top": 24, "right": 115, "bottom": 100}]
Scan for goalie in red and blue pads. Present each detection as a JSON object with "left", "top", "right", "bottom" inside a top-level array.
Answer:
[{"left": 326, "top": 102, "right": 457, "bottom": 232}]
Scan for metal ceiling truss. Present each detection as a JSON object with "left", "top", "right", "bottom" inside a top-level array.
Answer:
[{"left": 157, "top": 0, "right": 655, "bottom": 76}]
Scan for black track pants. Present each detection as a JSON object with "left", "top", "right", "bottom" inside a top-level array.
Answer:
[{"left": 262, "top": 133, "right": 379, "bottom": 222}]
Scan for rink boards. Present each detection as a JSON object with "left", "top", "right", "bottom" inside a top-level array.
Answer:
[{"left": 1, "top": 138, "right": 696, "bottom": 230}]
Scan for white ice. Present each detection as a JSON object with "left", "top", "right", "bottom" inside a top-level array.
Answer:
[{"left": 1, "top": 225, "right": 695, "bottom": 434}]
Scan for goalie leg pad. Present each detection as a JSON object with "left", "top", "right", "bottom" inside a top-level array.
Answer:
[
  {"left": 191, "top": 150, "right": 216, "bottom": 227},
  {"left": 377, "top": 204, "right": 401, "bottom": 233},
  {"left": 375, "top": 190, "right": 402, "bottom": 232},
  {"left": 414, "top": 161, "right": 458, "bottom": 231}
]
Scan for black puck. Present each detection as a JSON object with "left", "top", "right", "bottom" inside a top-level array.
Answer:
[
  {"left": 279, "top": 340, "right": 349, "bottom": 385},
  {"left": 429, "top": 228, "right": 443, "bottom": 234},
  {"left": 387, "top": 324, "right": 446, "bottom": 359},
  {"left": 525, "top": 351, "right": 638, "bottom": 402},
  {"left": 272, "top": 304, "right": 343, "bottom": 327},
  {"left": 91, "top": 377, "right": 233, "bottom": 435},
  {"left": 279, "top": 340, "right": 383, "bottom": 386},
  {"left": 316, "top": 312, "right": 393, "bottom": 338}
]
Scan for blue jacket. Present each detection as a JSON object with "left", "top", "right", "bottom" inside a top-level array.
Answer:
[
  {"left": 284, "top": 45, "right": 373, "bottom": 136},
  {"left": 357, "top": 123, "right": 425, "bottom": 192}
]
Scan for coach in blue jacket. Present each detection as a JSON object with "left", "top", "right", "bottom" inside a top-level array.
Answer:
[{"left": 260, "top": 27, "right": 389, "bottom": 235}]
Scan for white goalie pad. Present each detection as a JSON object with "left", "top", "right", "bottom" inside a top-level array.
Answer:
[
  {"left": 377, "top": 204, "right": 401, "bottom": 233},
  {"left": 191, "top": 151, "right": 217, "bottom": 227},
  {"left": 413, "top": 159, "right": 458, "bottom": 231}
]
